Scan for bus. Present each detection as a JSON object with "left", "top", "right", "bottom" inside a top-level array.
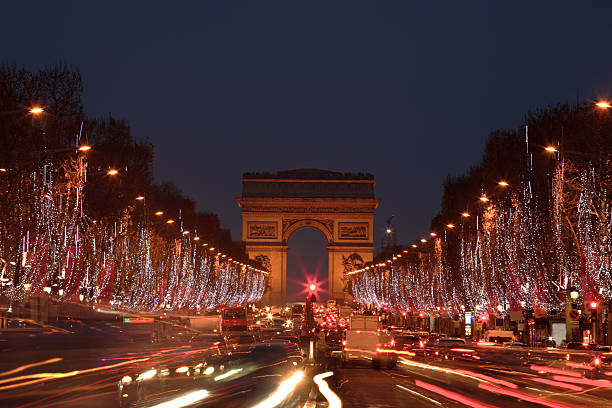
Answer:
[{"left": 220, "top": 306, "right": 248, "bottom": 333}]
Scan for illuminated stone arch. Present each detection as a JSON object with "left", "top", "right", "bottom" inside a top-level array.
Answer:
[{"left": 236, "top": 169, "right": 378, "bottom": 305}]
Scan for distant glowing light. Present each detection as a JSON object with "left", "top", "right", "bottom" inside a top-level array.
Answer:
[
  {"left": 107, "top": 169, "right": 119, "bottom": 176},
  {"left": 596, "top": 101, "right": 612, "bottom": 109},
  {"left": 479, "top": 196, "right": 489, "bottom": 202},
  {"left": 29, "top": 107, "right": 44, "bottom": 114},
  {"left": 420, "top": 238, "right": 427, "bottom": 243},
  {"left": 135, "top": 196, "right": 145, "bottom": 200},
  {"left": 309, "top": 284, "right": 317, "bottom": 291},
  {"left": 78, "top": 145, "right": 91, "bottom": 152},
  {"left": 498, "top": 181, "right": 509, "bottom": 187},
  {"left": 166, "top": 219, "right": 175, "bottom": 224},
  {"left": 446, "top": 224, "right": 455, "bottom": 229},
  {"left": 385, "top": 228, "right": 392, "bottom": 234},
  {"left": 411, "top": 244, "right": 417, "bottom": 248},
  {"left": 155, "top": 211, "right": 163, "bottom": 216},
  {"left": 544, "top": 146, "right": 558, "bottom": 153}
]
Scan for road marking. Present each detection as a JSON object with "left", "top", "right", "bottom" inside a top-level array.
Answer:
[{"left": 396, "top": 384, "right": 443, "bottom": 406}]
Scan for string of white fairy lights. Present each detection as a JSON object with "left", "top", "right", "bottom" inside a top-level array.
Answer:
[
  {"left": 348, "top": 151, "right": 611, "bottom": 317},
  {"left": 1, "top": 151, "right": 268, "bottom": 311}
]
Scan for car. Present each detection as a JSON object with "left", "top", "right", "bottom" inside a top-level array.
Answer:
[
  {"left": 270, "top": 335, "right": 300, "bottom": 345},
  {"left": 436, "top": 337, "right": 467, "bottom": 347},
  {"left": 227, "top": 334, "right": 256, "bottom": 345},
  {"left": 393, "top": 334, "right": 421, "bottom": 350},
  {"left": 503, "top": 341, "right": 528, "bottom": 347}
]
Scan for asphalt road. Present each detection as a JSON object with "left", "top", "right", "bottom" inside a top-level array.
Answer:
[
  {"left": 323, "top": 354, "right": 612, "bottom": 408},
  {"left": 3, "top": 326, "right": 612, "bottom": 408}
]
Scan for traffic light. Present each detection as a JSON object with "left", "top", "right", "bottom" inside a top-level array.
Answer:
[{"left": 590, "top": 301, "right": 598, "bottom": 322}]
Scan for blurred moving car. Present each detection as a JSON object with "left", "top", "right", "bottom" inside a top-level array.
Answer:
[
  {"left": 393, "top": 334, "right": 421, "bottom": 351},
  {"left": 271, "top": 335, "right": 300, "bottom": 346},
  {"left": 227, "top": 334, "right": 256, "bottom": 345}
]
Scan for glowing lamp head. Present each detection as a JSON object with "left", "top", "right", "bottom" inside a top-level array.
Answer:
[
  {"left": 166, "top": 219, "right": 175, "bottom": 224},
  {"left": 309, "top": 284, "right": 317, "bottom": 292},
  {"left": 569, "top": 289, "right": 579, "bottom": 300},
  {"left": 596, "top": 101, "right": 611, "bottom": 109},
  {"left": 479, "top": 196, "right": 489, "bottom": 202},
  {"left": 461, "top": 212, "right": 470, "bottom": 217},
  {"left": 386, "top": 228, "right": 392, "bottom": 234},
  {"left": 78, "top": 145, "right": 91, "bottom": 152},
  {"left": 429, "top": 232, "right": 437, "bottom": 237},
  {"left": 135, "top": 196, "right": 145, "bottom": 200},
  {"left": 446, "top": 224, "right": 455, "bottom": 229},
  {"left": 544, "top": 146, "right": 558, "bottom": 153},
  {"left": 154, "top": 211, "right": 163, "bottom": 216},
  {"left": 590, "top": 301, "right": 598, "bottom": 309},
  {"left": 498, "top": 181, "right": 509, "bottom": 187},
  {"left": 107, "top": 169, "right": 118, "bottom": 176},
  {"left": 29, "top": 107, "right": 44, "bottom": 114},
  {"left": 411, "top": 244, "right": 417, "bottom": 248}
]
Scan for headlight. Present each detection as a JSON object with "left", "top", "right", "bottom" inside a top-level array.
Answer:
[
  {"left": 176, "top": 366, "right": 189, "bottom": 374},
  {"left": 203, "top": 366, "right": 215, "bottom": 375},
  {"left": 121, "top": 376, "right": 133, "bottom": 385},
  {"left": 136, "top": 369, "right": 157, "bottom": 381}
]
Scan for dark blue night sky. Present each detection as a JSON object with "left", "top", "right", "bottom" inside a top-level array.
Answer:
[{"left": 3, "top": 2, "right": 612, "bottom": 299}]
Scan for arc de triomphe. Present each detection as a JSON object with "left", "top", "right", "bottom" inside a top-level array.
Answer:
[{"left": 236, "top": 169, "right": 379, "bottom": 305}]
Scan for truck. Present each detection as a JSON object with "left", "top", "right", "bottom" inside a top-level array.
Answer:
[
  {"left": 349, "top": 315, "right": 381, "bottom": 330},
  {"left": 340, "top": 314, "right": 396, "bottom": 368}
]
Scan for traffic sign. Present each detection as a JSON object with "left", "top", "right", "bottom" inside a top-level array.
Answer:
[{"left": 569, "top": 309, "right": 579, "bottom": 320}]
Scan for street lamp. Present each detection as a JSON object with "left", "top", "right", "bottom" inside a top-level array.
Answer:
[
  {"left": 461, "top": 212, "right": 470, "bottom": 217},
  {"left": 544, "top": 146, "right": 558, "bottom": 153},
  {"left": 446, "top": 224, "right": 455, "bottom": 229},
  {"left": 595, "top": 101, "right": 611, "bottom": 109},
  {"left": 154, "top": 211, "right": 163, "bottom": 216},
  {"left": 135, "top": 196, "right": 145, "bottom": 200},
  {"left": 420, "top": 238, "right": 427, "bottom": 243},
  {"left": 309, "top": 284, "right": 317, "bottom": 291},
  {"left": 29, "top": 107, "right": 44, "bottom": 114},
  {"left": 570, "top": 289, "right": 579, "bottom": 301},
  {"left": 429, "top": 232, "right": 437, "bottom": 237},
  {"left": 479, "top": 196, "right": 489, "bottom": 202},
  {"left": 107, "top": 169, "right": 119, "bottom": 176},
  {"left": 166, "top": 219, "right": 175, "bottom": 224},
  {"left": 78, "top": 145, "right": 92, "bottom": 152},
  {"left": 498, "top": 181, "right": 509, "bottom": 187}
]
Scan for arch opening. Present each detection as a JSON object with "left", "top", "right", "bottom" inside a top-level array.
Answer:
[{"left": 286, "top": 228, "right": 328, "bottom": 302}]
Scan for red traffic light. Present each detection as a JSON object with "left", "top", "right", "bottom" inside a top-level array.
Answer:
[{"left": 590, "top": 301, "right": 598, "bottom": 309}]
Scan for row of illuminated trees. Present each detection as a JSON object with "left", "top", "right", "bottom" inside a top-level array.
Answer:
[
  {"left": 0, "top": 64, "right": 268, "bottom": 310},
  {"left": 349, "top": 101, "right": 612, "bottom": 316}
]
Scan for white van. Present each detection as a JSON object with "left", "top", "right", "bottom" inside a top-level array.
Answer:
[{"left": 342, "top": 329, "right": 396, "bottom": 368}]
